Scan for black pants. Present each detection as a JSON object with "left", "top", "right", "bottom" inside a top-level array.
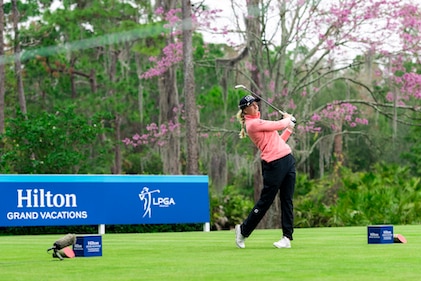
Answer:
[{"left": 241, "top": 154, "right": 296, "bottom": 240}]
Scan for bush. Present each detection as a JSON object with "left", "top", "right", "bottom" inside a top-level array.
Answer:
[
  {"left": 210, "top": 185, "right": 254, "bottom": 230},
  {"left": 294, "top": 163, "right": 421, "bottom": 227},
  {"left": 0, "top": 106, "right": 106, "bottom": 174}
]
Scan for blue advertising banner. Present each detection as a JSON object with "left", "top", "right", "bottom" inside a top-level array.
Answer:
[{"left": 0, "top": 175, "right": 209, "bottom": 227}]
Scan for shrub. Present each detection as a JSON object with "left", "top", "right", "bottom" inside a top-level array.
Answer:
[
  {"left": 210, "top": 185, "right": 254, "bottom": 230},
  {"left": 294, "top": 163, "right": 421, "bottom": 227}
]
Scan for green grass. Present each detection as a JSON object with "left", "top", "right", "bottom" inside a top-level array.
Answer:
[{"left": 0, "top": 225, "right": 420, "bottom": 281}]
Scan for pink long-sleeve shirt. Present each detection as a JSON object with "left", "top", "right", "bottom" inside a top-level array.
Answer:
[{"left": 245, "top": 112, "right": 292, "bottom": 163}]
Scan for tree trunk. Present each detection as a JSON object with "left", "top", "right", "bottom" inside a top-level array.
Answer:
[
  {"left": 112, "top": 115, "right": 122, "bottom": 174},
  {"left": 210, "top": 146, "right": 227, "bottom": 195},
  {"left": 107, "top": 47, "right": 117, "bottom": 96},
  {"left": 333, "top": 105, "right": 344, "bottom": 170},
  {"left": 158, "top": 70, "right": 181, "bottom": 175},
  {"left": 333, "top": 130, "right": 343, "bottom": 164},
  {"left": 155, "top": 0, "right": 181, "bottom": 175},
  {"left": 0, "top": 0, "right": 5, "bottom": 134},
  {"left": 12, "top": 0, "right": 26, "bottom": 114},
  {"left": 70, "top": 56, "right": 77, "bottom": 99},
  {"left": 134, "top": 53, "right": 144, "bottom": 123},
  {"left": 107, "top": 46, "right": 122, "bottom": 173},
  {"left": 182, "top": 0, "right": 199, "bottom": 175}
]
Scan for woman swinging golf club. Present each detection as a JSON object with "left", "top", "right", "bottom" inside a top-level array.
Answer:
[{"left": 235, "top": 94, "right": 296, "bottom": 249}]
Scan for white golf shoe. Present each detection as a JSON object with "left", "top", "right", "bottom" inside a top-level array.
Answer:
[
  {"left": 235, "top": 224, "right": 245, "bottom": 248},
  {"left": 273, "top": 236, "right": 291, "bottom": 248}
]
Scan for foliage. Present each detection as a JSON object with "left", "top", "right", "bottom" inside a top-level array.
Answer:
[
  {"left": 295, "top": 163, "right": 421, "bottom": 227},
  {"left": 401, "top": 125, "right": 421, "bottom": 176},
  {"left": 336, "top": 163, "right": 421, "bottom": 226},
  {"left": 122, "top": 149, "right": 163, "bottom": 175},
  {"left": 294, "top": 176, "right": 334, "bottom": 228},
  {"left": 210, "top": 185, "right": 254, "bottom": 230},
  {"left": 0, "top": 106, "right": 107, "bottom": 174}
]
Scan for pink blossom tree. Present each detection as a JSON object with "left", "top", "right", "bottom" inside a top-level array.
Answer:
[
  {"left": 135, "top": 0, "right": 183, "bottom": 174},
  {"left": 123, "top": 0, "right": 421, "bottom": 180},
  {"left": 205, "top": 0, "right": 419, "bottom": 229},
  {"left": 124, "top": 1, "right": 224, "bottom": 175},
  {"left": 218, "top": 0, "right": 421, "bottom": 176}
]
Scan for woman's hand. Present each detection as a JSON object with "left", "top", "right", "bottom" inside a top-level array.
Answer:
[
  {"left": 283, "top": 113, "right": 296, "bottom": 130},
  {"left": 283, "top": 113, "right": 292, "bottom": 119}
]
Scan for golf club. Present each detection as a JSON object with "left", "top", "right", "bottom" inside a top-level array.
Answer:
[
  {"left": 235, "top": 84, "right": 287, "bottom": 114},
  {"left": 235, "top": 84, "right": 296, "bottom": 123}
]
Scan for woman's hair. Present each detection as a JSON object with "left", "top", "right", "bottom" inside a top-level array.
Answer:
[{"left": 236, "top": 109, "right": 247, "bottom": 138}]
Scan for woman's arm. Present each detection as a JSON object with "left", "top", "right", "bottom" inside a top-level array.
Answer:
[{"left": 247, "top": 117, "right": 291, "bottom": 132}]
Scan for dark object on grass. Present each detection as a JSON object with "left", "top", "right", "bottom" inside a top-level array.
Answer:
[
  {"left": 394, "top": 234, "right": 407, "bottom": 244},
  {"left": 47, "top": 234, "right": 76, "bottom": 260}
]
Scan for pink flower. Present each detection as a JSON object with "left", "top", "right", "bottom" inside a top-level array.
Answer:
[{"left": 311, "top": 114, "right": 321, "bottom": 121}]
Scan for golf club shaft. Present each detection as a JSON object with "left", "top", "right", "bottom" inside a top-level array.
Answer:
[{"left": 234, "top": 84, "right": 286, "bottom": 115}]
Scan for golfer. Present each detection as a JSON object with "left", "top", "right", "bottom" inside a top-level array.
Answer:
[{"left": 235, "top": 94, "right": 296, "bottom": 249}]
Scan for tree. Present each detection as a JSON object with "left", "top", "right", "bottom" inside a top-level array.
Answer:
[
  {"left": 2, "top": 0, "right": 419, "bottom": 201},
  {"left": 402, "top": 125, "right": 421, "bottom": 176},
  {"left": 17, "top": 0, "right": 160, "bottom": 174},
  {"left": 154, "top": 0, "right": 182, "bottom": 175},
  {"left": 12, "top": 0, "right": 26, "bottom": 114},
  {"left": 208, "top": 0, "right": 421, "bottom": 228},
  {"left": 182, "top": 0, "right": 199, "bottom": 174},
  {"left": 0, "top": 0, "right": 5, "bottom": 134},
  {"left": 0, "top": 106, "right": 105, "bottom": 174},
  {"left": 132, "top": 1, "right": 217, "bottom": 174},
  {"left": 219, "top": 0, "right": 421, "bottom": 173}
]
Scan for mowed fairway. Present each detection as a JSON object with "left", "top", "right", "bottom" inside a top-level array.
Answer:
[{"left": 0, "top": 225, "right": 420, "bottom": 281}]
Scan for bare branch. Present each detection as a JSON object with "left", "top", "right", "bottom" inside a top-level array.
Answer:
[
  {"left": 295, "top": 130, "right": 377, "bottom": 167},
  {"left": 215, "top": 46, "right": 248, "bottom": 67}
]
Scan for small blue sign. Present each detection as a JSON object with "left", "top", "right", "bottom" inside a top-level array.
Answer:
[
  {"left": 0, "top": 175, "right": 210, "bottom": 227},
  {"left": 73, "top": 235, "right": 102, "bottom": 257},
  {"left": 367, "top": 225, "right": 394, "bottom": 244}
]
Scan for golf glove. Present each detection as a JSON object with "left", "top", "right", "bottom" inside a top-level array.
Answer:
[
  {"left": 291, "top": 116, "right": 296, "bottom": 123},
  {"left": 289, "top": 120, "right": 296, "bottom": 128}
]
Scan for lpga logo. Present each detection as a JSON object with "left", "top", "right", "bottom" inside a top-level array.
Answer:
[{"left": 138, "top": 187, "right": 176, "bottom": 218}]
